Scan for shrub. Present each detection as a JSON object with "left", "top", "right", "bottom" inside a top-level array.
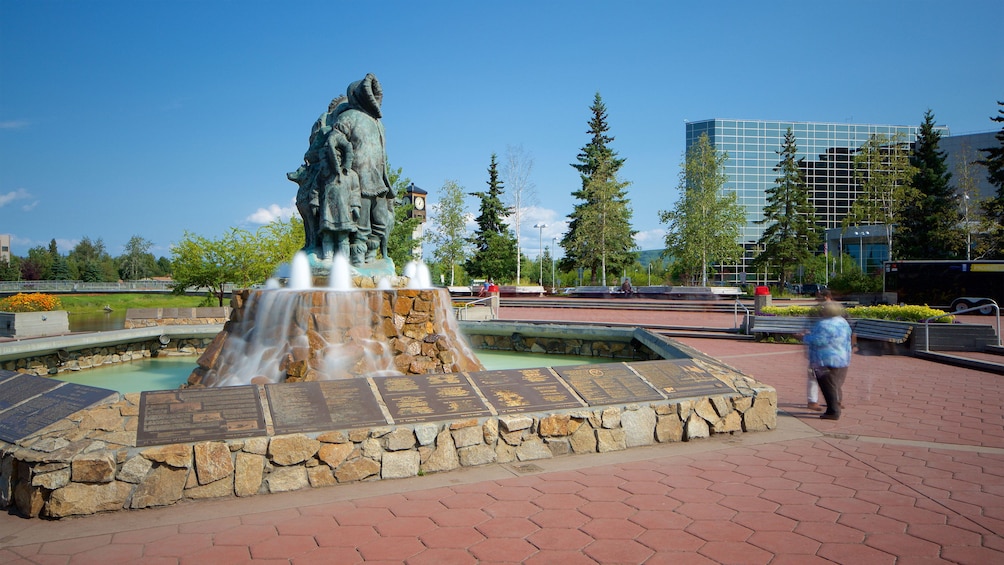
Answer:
[
  {"left": 846, "top": 304, "right": 953, "bottom": 323},
  {"left": 760, "top": 303, "right": 952, "bottom": 323},
  {"left": 0, "top": 293, "right": 63, "bottom": 313}
]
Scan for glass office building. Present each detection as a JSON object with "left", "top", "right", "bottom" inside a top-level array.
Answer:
[{"left": 684, "top": 119, "right": 938, "bottom": 281}]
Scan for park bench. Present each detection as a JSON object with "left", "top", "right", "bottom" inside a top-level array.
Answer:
[
  {"left": 749, "top": 316, "right": 813, "bottom": 340},
  {"left": 850, "top": 319, "right": 914, "bottom": 355},
  {"left": 851, "top": 319, "right": 913, "bottom": 344}
]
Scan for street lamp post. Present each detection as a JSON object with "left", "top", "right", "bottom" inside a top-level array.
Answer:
[
  {"left": 964, "top": 193, "right": 971, "bottom": 261},
  {"left": 551, "top": 237, "right": 556, "bottom": 292},
  {"left": 533, "top": 223, "right": 546, "bottom": 286}
]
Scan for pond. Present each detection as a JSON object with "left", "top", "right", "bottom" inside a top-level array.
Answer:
[
  {"left": 68, "top": 312, "right": 127, "bottom": 333},
  {"left": 53, "top": 350, "right": 612, "bottom": 394}
]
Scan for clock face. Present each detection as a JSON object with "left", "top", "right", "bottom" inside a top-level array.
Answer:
[{"left": 414, "top": 196, "right": 425, "bottom": 210}]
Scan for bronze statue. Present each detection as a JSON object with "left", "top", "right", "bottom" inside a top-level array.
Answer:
[{"left": 288, "top": 74, "right": 394, "bottom": 269}]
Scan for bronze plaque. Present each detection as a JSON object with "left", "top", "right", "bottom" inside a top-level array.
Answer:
[
  {"left": 137, "top": 385, "right": 267, "bottom": 446},
  {"left": 265, "top": 380, "right": 387, "bottom": 435},
  {"left": 0, "top": 372, "right": 63, "bottom": 411},
  {"left": 0, "top": 380, "right": 117, "bottom": 443},
  {"left": 552, "top": 363, "right": 663, "bottom": 406},
  {"left": 629, "top": 359, "right": 735, "bottom": 400},
  {"left": 468, "top": 368, "right": 584, "bottom": 414},
  {"left": 373, "top": 373, "right": 490, "bottom": 424}
]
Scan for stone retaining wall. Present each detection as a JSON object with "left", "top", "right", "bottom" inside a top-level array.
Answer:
[
  {"left": 0, "top": 337, "right": 214, "bottom": 377},
  {"left": 1, "top": 383, "right": 776, "bottom": 519},
  {"left": 123, "top": 307, "right": 230, "bottom": 329}
]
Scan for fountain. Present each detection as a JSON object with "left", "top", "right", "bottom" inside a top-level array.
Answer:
[{"left": 188, "top": 253, "right": 484, "bottom": 387}]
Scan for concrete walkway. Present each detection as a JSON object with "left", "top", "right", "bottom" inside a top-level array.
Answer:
[{"left": 2, "top": 308, "right": 1002, "bottom": 564}]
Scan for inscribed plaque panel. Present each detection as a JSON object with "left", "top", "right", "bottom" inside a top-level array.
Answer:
[
  {"left": 265, "top": 380, "right": 387, "bottom": 435},
  {"left": 137, "top": 385, "right": 266, "bottom": 446},
  {"left": 552, "top": 363, "right": 663, "bottom": 406},
  {"left": 0, "top": 373, "right": 62, "bottom": 411},
  {"left": 629, "top": 359, "right": 735, "bottom": 400},
  {"left": 468, "top": 368, "right": 584, "bottom": 414},
  {"left": 373, "top": 373, "right": 490, "bottom": 424},
  {"left": 0, "top": 381, "right": 117, "bottom": 443}
]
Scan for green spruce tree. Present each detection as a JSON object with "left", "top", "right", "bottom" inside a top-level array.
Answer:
[
  {"left": 562, "top": 93, "right": 636, "bottom": 285},
  {"left": 897, "top": 110, "right": 964, "bottom": 259},
  {"left": 465, "top": 154, "right": 518, "bottom": 282},
  {"left": 976, "top": 100, "right": 1004, "bottom": 258},
  {"left": 753, "top": 127, "right": 819, "bottom": 289}
]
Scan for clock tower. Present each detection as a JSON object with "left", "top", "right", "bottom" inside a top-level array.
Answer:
[{"left": 404, "top": 183, "right": 427, "bottom": 222}]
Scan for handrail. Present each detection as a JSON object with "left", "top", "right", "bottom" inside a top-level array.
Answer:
[
  {"left": 920, "top": 299, "right": 1001, "bottom": 352},
  {"left": 453, "top": 296, "right": 497, "bottom": 321},
  {"left": 734, "top": 299, "right": 752, "bottom": 334}
]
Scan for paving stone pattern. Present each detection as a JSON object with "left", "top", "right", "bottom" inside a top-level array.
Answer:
[{"left": 1, "top": 307, "right": 1001, "bottom": 563}]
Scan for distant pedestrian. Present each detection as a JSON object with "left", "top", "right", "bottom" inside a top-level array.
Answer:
[
  {"left": 803, "top": 300, "right": 852, "bottom": 420},
  {"left": 805, "top": 289, "right": 834, "bottom": 412}
]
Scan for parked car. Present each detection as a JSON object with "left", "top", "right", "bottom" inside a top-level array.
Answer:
[{"left": 801, "top": 283, "right": 827, "bottom": 296}]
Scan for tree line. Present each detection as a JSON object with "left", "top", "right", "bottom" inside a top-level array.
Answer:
[{"left": 4, "top": 99, "right": 1003, "bottom": 294}]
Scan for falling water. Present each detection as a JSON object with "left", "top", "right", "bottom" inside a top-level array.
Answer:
[
  {"left": 197, "top": 255, "right": 484, "bottom": 387},
  {"left": 328, "top": 253, "right": 353, "bottom": 290},
  {"left": 288, "top": 251, "right": 313, "bottom": 290},
  {"left": 403, "top": 260, "right": 432, "bottom": 288}
]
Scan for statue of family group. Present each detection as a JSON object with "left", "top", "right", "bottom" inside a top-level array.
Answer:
[{"left": 288, "top": 73, "right": 395, "bottom": 268}]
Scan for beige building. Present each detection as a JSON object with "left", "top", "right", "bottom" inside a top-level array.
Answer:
[{"left": 0, "top": 234, "right": 10, "bottom": 263}]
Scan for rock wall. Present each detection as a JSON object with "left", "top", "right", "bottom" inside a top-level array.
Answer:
[
  {"left": 0, "top": 385, "right": 777, "bottom": 519},
  {"left": 123, "top": 307, "right": 230, "bottom": 329},
  {"left": 0, "top": 337, "right": 214, "bottom": 377}
]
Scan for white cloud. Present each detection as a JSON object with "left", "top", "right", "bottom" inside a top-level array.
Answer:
[
  {"left": 0, "top": 188, "right": 31, "bottom": 208},
  {"left": 22, "top": 200, "right": 39, "bottom": 211},
  {"left": 246, "top": 201, "right": 297, "bottom": 224},
  {"left": 0, "top": 120, "right": 29, "bottom": 130},
  {"left": 634, "top": 228, "right": 666, "bottom": 250}
]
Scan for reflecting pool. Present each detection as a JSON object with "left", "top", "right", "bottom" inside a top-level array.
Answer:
[{"left": 53, "top": 351, "right": 611, "bottom": 394}]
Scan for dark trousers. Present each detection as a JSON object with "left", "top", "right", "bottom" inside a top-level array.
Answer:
[{"left": 814, "top": 366, "right": 847, "bottom": 416}]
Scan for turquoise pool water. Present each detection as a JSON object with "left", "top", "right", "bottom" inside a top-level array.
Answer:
[{"left": 54, "top": 351, "right": 611, "bottom": 394}]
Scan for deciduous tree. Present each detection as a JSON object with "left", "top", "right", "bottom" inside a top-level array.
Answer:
[
  {"left": 427, "top": 180, "right": 470, "bottom": 285},
  {"left": 659, "top": 133, "right": 745, "bottom": 286},
  {"left": 501, "top": 145, "right": 536, "bottom": 283},
  {"left": 118, "top": 235, "right": 155, "bottom": 280},
  {"left": 170, "top": 218, "right": 304, "bottom": 306},
  {"left": 845, "top": 133, "right": 917, "bottom": 260}
]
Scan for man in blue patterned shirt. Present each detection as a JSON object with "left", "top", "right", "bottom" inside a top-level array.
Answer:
[{"left": 803, "top": 300, "right": 852, "bottom": 420}]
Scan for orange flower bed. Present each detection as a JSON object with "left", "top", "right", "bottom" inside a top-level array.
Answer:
[{"left": 0, "top": 293, "right": 63, "bottom": 313}]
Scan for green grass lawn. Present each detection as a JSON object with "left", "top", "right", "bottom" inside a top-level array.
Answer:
[{"left": 57, "top": 294, "right": 206, "bottom": 316}]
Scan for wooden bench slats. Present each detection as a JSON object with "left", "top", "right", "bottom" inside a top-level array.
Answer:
[
  {"left": 751, "top": 316, "right": 914, "bottom": 344},
  {"left": 852, "top": 320, "right": 913, "bottom": 344},
  {"left": 750, "top": 316, "right": 813, "bottom": 335}
]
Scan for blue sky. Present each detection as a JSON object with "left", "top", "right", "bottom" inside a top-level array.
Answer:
[{"left": 1, "top": 0, "right": 1002, "bottom": 261}]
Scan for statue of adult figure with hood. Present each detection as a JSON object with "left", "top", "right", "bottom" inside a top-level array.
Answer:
[
  {"left": 288, "top": 74, "right": 394, "bottom": 269},
  {"left": 330, "top": 73, "right": 394, "bottom": 266}
]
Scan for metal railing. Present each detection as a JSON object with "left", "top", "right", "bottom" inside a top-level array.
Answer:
[
  {"left": 734, "top": 298, "right": 752, "bottom": 334},
  {"left": 0, "top": 280, "right": 239, "bottom": 295},
  {"left": 453, "top": 296, "right": 498, "bottom": 321},
  {"left": 920, "top": 299, "right": 1001, "bottom": 352}
]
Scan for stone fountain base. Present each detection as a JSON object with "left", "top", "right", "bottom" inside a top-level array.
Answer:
[{"left": 189, "top": 288, "right": 484, "bottom": 387}]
